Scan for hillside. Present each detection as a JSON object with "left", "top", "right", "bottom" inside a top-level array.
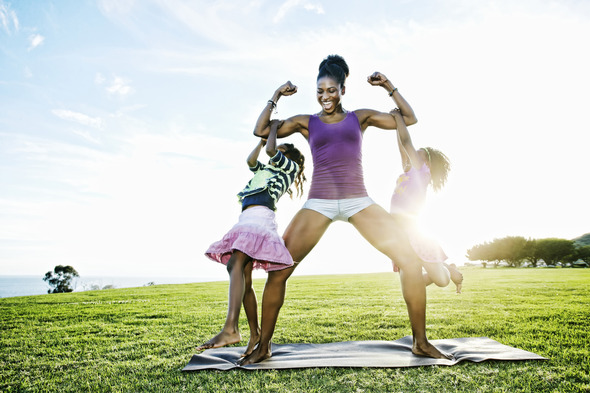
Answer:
[{"left": 573, "top": 233, "right": 590, "bottom": 247}]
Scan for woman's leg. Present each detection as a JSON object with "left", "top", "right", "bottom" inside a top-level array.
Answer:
[
  {"left": 242, "top": 261, "right": 260, "bottom": 356},
  {"left": 349, "top": 204, "right": 450, "bottom": 359},
  {"left": 239, "top": 208, "right": 332, "bottom": 365},
  {"left": 197, "top": 251, "right": 252, "bottom": 350}
]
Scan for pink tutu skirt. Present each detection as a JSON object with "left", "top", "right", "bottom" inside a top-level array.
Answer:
[
  {"left": 205, "top": 206, "right": 293, "bottom": 272},
  {"left": 392, "top": 220, "right": 447, "bottom": 272}
]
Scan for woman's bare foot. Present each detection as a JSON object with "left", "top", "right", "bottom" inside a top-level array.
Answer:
[
  {"left": 412, "top": 340, "right": 453, "bottom": 360},
  {"left": 241, "top": 329, "right": 260, "bottom": 357},
  {"left": 237, "top": 343, "right": 271, "bottom": 365},
  {"left": 196, "top": 330, "right": 241, "bottom": 351}
]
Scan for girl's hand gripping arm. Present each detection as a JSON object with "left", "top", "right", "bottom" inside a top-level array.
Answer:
[
  {"left": 246, "top": 138, "right": 266, "bottom": 168},
  {"left": 265, "top": 120, "right": 281, "bottom": 157},
  {"left": 391, "top": 108, "right": 420, "bottom": 170},
  {"left": 253, "top": 81, "right": 298, "bottom": 138}
]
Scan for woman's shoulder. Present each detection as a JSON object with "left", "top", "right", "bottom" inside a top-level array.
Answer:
[{"left": 285, "top": 114, "right": 311, "bottom": 130}]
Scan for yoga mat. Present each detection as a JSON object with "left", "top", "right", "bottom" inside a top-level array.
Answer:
[{"left": 183, "top": 336, "right": 546, "bottom": 371}]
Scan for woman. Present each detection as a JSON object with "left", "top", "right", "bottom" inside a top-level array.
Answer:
[{"left": 239, "top": 55, "right": 450, "bottom": 365}]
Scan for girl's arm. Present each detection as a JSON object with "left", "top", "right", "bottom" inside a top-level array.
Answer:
[
  {"left": 391, "top": 108, "right": 422, "bottom": 169},
  {"left": 253, "top": 81, "right": 307, "bottom": 139},
  {"left": 358, "top": 72, "right": 417, "bottom": 131},
  {"left": 265, "top": 120, "right": 281, "bottom": 157},
  {"left": 246, "top": 138, "right": 266, "bottom": 168}
]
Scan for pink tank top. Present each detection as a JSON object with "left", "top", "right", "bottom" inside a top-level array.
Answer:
[
  {"left": 389, "top": 163, "right": 431, "bottom": 216},
  {"left": 307, "top": 112, "right": 368, "bottom": 199}
]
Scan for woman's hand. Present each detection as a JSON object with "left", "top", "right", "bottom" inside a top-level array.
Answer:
[
  {"left": 367, "top": 72, "right": 390, "bottom": 87},
  {"left": 276, "top": 81, "right": 298, "bottom": 97}
]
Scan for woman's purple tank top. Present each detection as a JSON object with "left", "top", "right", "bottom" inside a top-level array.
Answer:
[{"left": 307, "top": 112, "right": 368, "bottom": 199}]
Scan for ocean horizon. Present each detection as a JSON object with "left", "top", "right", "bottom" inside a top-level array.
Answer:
[{"left": 0, "top": 275, "right": 225, "bottom": 299}]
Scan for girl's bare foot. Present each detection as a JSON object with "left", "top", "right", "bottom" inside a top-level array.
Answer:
[
  {"left": 237, "top": 344, "right": 271, "bottom": 365},
  {"left": 242, "top": 329, "right": 260, "bottom": 357},
  {"left": 447, "top": 263, "right": 463, "bottom": 294},
  {"left": 196, "top": 330, "right": 241, "bottom": 351},
  {"left": 412, "top": 340, "right": 453, "bottom": 360}
]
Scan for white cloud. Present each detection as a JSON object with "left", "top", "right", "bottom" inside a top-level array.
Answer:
[
  {"left": 106, "top": 76, "right": 133, "bottom": 96},
  {"left": 52, "top": 109, "right": 103, "bottom": 128},
  {"left": 95, "top": 73, "right": 133, "bottom": 96},
  {"left": 95, "top": 72, "right": 106, "bottom": 85},
  {"left": 28, "top": 33, "right": 44, "bottom": 50},
  {"left": 274, "top": 0, "right": 324, "bottom": 23},
  {"left": 0, "top": 0, "right": 19, "bottom": 34},
  {"left": 97, "top": 0, "right": 136, "bottom": 15},
  {"left": 71, "top": 129, "right": 102, "bottom": 145}
]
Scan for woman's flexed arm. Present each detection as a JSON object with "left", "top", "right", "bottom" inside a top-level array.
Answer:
[
  {"left": 253, "top": 81, "right": 298, "bottom": 138},
  {"left": 367, "top": 72, "right": 417, "bottom": 126}
]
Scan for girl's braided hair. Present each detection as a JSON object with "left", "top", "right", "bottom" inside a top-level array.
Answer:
[
  {"left": 281, "top": 143, "right": 306, "bottom": 198},
  {"left": 423, "top": 147, "right": 450, "bottom": 192}
]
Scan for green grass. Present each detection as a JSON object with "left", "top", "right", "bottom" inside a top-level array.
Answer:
[{"left": 1, "top": 268, "right": 589, "bottom": 392}]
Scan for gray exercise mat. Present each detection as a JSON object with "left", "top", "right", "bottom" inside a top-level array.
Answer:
[{"left": 183, "top": 336, "right": 546, "bottom": 371}]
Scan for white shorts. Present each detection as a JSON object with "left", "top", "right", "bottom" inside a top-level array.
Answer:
[{"left": 302, "top": 197, "right": 375, "bottom": 222}]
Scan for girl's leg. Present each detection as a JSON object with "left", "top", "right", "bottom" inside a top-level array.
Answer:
[
  {"left": 242, "top": 261, "right": 260, "bottom": 356},
  {"left": 240, "top": 208, "right": 332, "bottom": 365},
  {"left": 197, "top": 251, "right": 252, "bottom": 350},
  {"left": 349, "top": 204, "right": 450, "bottom": 359},
  {"left": 422, "top": 262, "right": 451, "bottom": 287}
]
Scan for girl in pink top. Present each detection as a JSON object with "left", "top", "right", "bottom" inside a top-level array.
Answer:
[
  {"left": 240, "top": 55, "right": 451, "bottom": 365},
  {"left": 389, "top": 109, "right": 463, "bottom": 293}
]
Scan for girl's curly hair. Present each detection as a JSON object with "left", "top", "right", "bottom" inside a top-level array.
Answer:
[
  {"left": 422, "top": 147, "right": 450, "bottom": 192},
  {"left": 281, "top": 143, "right": 306, "bottom": 198}
]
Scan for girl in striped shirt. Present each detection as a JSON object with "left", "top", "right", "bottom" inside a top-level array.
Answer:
[{"left": 198, "top": 120, "right": 305, "bottom": 355}]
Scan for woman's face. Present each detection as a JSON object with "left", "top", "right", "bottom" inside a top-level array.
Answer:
[{"left": 316, "top": 76, "right": 344, "bottom": 114}]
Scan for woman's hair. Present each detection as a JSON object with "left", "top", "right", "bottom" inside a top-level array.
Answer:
[
  {"left": 422, "top": 147, "right": 450, "bottom": 192},
  {"left": 282, "top": 143, "right": 306, "bottom": 198},
  {"left": 317, "top": 54, "right": 349, "bottom": 87}
]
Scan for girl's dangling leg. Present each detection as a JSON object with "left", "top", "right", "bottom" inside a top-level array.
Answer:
[
  {"left": 197, "top": 251, "right": 251, "bottom": 351},
  {"left": 422, "top": 262, "right": 451, "bottom": 287}
]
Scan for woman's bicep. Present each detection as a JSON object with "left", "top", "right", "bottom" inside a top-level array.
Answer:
[
  {"left": 360, "top": 110, "right": 397, "bottom": 130},
  {"left": 278, "top": 115, "right": 308, "bottom": 138}
]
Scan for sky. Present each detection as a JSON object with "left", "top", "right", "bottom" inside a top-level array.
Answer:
[{"left": 1, "top": 0, "right": 589, "bottom": 282}]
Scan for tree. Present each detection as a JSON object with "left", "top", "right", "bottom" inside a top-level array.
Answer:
[
  {"left": 535, "top": 238, "right": 576, "bottom": 267},
  {"left": 523, "top": 238, "right": 541, "bottom": 267},
  {"left": 43, "top": 265, "right": 79, "bottom": 293},
  {"left": 466, "top": 241, "right": 501, "bottom": 267},
  {"left": 496, "top": 236, "right": 528, "bottom": 267}
]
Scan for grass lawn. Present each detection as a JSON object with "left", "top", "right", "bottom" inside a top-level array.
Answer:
[{"left": 1, "top": 268, "right": 588, "bottom": 392}]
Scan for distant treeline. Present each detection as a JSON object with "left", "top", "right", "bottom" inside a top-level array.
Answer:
[{"left": 466, "top": 234, "right": 590, "bottom": 268}]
